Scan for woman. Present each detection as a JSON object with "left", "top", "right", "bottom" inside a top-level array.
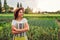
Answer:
[{"left": 11, "top": 7, "right": 29, "bottom": 40}]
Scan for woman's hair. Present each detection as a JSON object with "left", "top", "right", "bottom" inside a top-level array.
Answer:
[{"left": 14, "top": 7, "right": 24, "bottom": 20}]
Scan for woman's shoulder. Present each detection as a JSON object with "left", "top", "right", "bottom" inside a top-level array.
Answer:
[
  {"left": 23, "top": 18, "right": 28, "bottom": 22},
  {"left": 12, "top": 19, "right": 16, "bottom": 22},
  {"left": 23, "top": 18, "right": 27, "bottom": 21}
]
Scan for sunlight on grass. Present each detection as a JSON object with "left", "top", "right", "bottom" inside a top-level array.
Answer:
[{"left": 0, "top": 14, "right": 60, "bottom": 16}]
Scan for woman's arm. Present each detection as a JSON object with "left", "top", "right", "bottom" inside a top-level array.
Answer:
[
  {"left": 16, "top": 22, "right": 29, "bottom": 32},
  {"left": 12, "top": 25, "right": 20, "bottom": 34}
]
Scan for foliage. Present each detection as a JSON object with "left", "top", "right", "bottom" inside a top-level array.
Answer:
[
  {"left": 20, "top": 3, "right": 22, "bottom": 8},
  {"left": 0, "top": 0, "right": 2, "bottom": 13},
  {"left": 4, "top": 0, "right": 9, "bottom": 12},
  {"left": 0, "top": 15, "right": 58, "bottom": 40},
  {"left": 25, "top": 7, "right": 32, "bottom": 14},
  {"left": 17, "top": 2, "right": 19, "bottom": 8}
]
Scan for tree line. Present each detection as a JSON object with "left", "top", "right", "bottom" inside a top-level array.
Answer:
[
  {"left": 0, "top": 0, "right": 32, "bottom": 14},
  {"left": 0, "top": 0, "right": 60, "bottom": 14}
]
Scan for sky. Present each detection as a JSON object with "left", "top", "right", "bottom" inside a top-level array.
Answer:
[{"left": 1, "top": 0, "right": 60, "bottom": 12}]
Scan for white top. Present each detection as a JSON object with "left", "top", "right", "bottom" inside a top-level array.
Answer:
[
  {"left": 12, "top": 18, "right": 28, "bottom": 26},
  {"left": 11, "top": 18, "right": 28, "bottom": 37}
]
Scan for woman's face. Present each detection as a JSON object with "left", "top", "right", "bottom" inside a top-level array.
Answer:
[{"left": 18, "top": 10, "right": 24, "bottom": 18}]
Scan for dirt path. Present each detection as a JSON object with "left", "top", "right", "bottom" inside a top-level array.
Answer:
[{"left": 56, "top": 20, "right": 60, "bottom": 40}]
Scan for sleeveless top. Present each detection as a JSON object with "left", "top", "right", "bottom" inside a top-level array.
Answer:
[{"left": 11, "top": 18, "right": 28, "bottom": 37}]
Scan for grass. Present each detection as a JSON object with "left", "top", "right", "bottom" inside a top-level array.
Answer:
[
  {"left": 0, "top": 13, "right": 59, "bottom": 40},
  {"left": 0, "top": 18, "right": 58, "bottom": 40},
  {"left": 0, "top": 13, "right": 60, "bottom": 16}
]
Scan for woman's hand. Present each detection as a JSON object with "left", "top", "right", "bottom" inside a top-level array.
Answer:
[
  {"left": 15, "top": 22, "right": 29, "bottom": 32},
  {"left": 12, "top": 30, "right": 19, "bottom": 34},
  {"left": 12, "top": 22, "right": 29, "bottom": 34},
  {"left": 12, "top": 25, "right": 20, "bottom": 34}
]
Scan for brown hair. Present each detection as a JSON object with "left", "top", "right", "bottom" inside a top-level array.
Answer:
[{"left": 14, "top": 7, "right": 24, "bottom": 20}]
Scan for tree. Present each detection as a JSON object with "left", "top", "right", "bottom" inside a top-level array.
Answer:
[
  {"left": 17, "top": 2, "right": 23, "bottom": 8},
  {"left": 8, "top": 7, "right": 14, "bottom": 13},
  {"left": 0, "top": 0, "right": 2, "bottom": 13},
  {"left": 4, "top": 0, "right": 9, "bottom": 13},
  {"left": 20, "top": 3, "right": 22, "bottom": 8},
  {"left": 17, "top": 2, "right": 19, "bottom": 8},
  {"left": 56, "top": 10, "right": 60, "bottom": 14},
  {"left": 38, "top": 11, "right": 40, "bottom": 14},
  {"left": 25, "top": 6, "right": 32, "bottom": 14}
]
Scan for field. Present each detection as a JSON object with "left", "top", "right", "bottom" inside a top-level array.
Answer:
[
  {"left": 0, "top": 13, "right": 60, "bottom": 40},
  {"left": 0, "top": 13, "right": 60, "bottom": 16}
]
